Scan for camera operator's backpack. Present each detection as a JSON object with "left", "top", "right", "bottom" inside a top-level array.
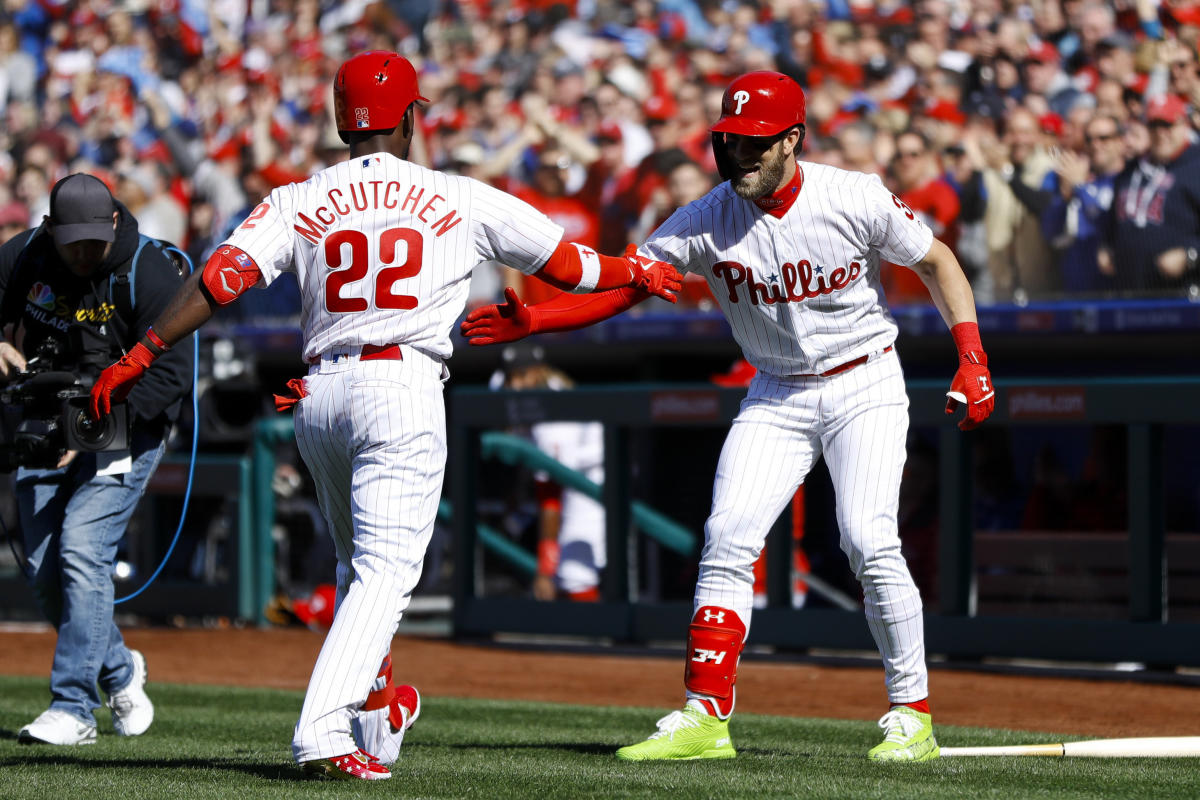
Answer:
[{"left": 107, "top": 235, "right": 191, "bottom": 322}]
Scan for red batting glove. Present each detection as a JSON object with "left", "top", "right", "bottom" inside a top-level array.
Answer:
[
  {"left": 623, "top": 244, "right": 682, "bottom": 303},
  {"left": 90, "top": 342, "right": 157, "bottom": 419},
  {"left": 944, "top": 322, "right": 995, "bottom": 431},
  {"left": 460, "top": 288, "right": 535, "bottom": 346}
]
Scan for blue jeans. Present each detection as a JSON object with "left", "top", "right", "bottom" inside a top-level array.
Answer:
[{"left": 17, "top": 427, "right": 167, "bottom": 724}]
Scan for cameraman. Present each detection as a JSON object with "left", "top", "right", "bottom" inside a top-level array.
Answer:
[{"left": 0, "top": 174, "right": 192, "bottom": 745}]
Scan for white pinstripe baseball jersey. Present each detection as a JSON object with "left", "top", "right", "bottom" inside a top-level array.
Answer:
[
  {"left": 642, "top": 161, "right": 933, "bottom": 376},
  {"left": 221, "top": 152, "right": 565, "bottom": 362}
]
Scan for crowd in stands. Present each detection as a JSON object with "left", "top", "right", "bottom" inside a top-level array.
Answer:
[{"left": 1, "top": 0, "right": 1198, "bottom": 315}]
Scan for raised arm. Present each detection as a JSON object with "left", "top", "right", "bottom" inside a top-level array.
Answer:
[{"left": 89, "top": 245, "right": 260, "bottom": 418}]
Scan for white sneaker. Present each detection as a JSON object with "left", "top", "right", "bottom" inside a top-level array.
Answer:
[
  {"left": 18, "top": 710, "right": 97, "bottom": 745},
  {"left": 108, "top": 649, "right": 154, "bottom": 736}
]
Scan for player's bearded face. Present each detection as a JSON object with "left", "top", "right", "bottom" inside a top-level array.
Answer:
[{"left": 728, "top": 134, "right": 791, "bottom": 200}]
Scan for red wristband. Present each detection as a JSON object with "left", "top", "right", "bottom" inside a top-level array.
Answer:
[
  {"left": 145, "top": 327, "right": 170, "bottom": 353},
  {"left": 950, "top": 322, "right": 985, "bottom": 364},
  {"left": 537, "top": 540, "right": 560, "bottom": 577}
]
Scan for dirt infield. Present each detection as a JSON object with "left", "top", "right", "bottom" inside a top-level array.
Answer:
[{"left": 1, "top": 627, "right": 1193, "bottom": 737}]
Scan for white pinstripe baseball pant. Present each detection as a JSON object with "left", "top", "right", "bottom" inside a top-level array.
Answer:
[
  {"left": 691, "top": 349, "right": 928, "bottom": 703},
  {"left": 290, "top": 347, "right": 446, "bottom": 762}
]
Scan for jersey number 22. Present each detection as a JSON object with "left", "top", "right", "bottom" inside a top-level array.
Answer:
[{"left": 325, "top": 227, "right": 423, "bottom": 313}]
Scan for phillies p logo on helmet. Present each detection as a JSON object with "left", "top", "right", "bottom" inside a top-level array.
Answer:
[
  {"left": 710, "top": 71, "right": 807, "bottom": 138},
  {"left": 709, "top": 71, "right": 808, "bottom": 180}
]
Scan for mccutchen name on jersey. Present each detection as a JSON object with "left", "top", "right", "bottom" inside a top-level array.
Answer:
[{"left": 294, "top": 180, "right": 463, "bottom": 244}]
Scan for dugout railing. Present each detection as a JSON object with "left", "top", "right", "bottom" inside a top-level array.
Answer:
[{"left": 447, "top": 378, "right": 1200, "bottom": 667}]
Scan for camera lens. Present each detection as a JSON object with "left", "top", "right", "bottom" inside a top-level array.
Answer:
[{"left": 69, "top": 407, "right": 116, "bottom": 449}]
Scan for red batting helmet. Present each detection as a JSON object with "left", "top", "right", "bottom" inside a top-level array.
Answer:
[
  {"left": 334, "top": 50, "right": 429, "bottom": 142},
  {"left": 710, "top": 71, "right": 807, "bottom": 137}
]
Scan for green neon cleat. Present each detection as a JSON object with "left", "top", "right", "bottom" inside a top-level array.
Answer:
[
  {"left": 616, "top": 701, "right": 736, "bottom": 761},
  {"left": 868, "top": 706, "right": 940, "bottom": 762}
]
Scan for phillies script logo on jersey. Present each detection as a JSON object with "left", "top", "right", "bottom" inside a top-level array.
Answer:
[{"left": 712, "top": 259, "right": 862, "bottom": 305}]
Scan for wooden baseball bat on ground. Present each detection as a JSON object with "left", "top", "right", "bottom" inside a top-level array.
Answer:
[{"left": 940, "top": 737, "right": 1200, "bottom": 758}]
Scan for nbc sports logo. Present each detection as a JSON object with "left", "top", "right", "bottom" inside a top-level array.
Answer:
[{"left": 28, "top": 282, "right": 55, "bottom": 311}]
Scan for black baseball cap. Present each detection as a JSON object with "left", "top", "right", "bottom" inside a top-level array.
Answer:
[{"left": 49, "top": 173, "right": 116, "bottom": 246}]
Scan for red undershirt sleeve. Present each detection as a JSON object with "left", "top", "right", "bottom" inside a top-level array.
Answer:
[{"left": 529, "top": 287, "right": 649, "bottom": 334}]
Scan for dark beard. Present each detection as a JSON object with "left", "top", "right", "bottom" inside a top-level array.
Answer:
[{"left": 732, "top": 149, "right": 788, "bottom": 200}]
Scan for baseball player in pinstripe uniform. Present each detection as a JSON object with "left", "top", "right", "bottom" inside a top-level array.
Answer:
[
  {"left": 462, "top": 71, "right": 995, "bottom": 762},
  {"left": 89, "top": 50, "right": 681, "bottom": 781}
]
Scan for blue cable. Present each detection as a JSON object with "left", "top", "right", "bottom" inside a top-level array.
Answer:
[
  {"left": 115, "top": 243, "right": 200, "bottom": 605},
  {"left": 114, "top": 328, "right": 199, "bottom": 604}
]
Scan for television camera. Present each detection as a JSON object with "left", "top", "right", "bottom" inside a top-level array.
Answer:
[{"left": 0, "top": 340, "right": 128, "bottom": 472}]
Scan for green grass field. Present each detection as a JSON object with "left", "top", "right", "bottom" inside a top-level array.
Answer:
[{"left": 1, "top": 676, "right": 1196, "bottom": 800}]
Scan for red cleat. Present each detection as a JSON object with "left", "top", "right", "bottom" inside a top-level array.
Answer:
[
  {"left": 393, "top": 685, "right": 421, "bottom": 730},
  {"left": 301, "top": 748, "right": 392, "bottom": 780}
]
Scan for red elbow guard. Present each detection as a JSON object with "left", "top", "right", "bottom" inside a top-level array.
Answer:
[
  {"left": 684, "top": 606, "right": 746, "bottom": 702},
  {"left": 202, "top": 245, "right": 263, "bottom": 305}
]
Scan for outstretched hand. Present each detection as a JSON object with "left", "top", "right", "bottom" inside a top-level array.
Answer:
[
  {"left": 624, "top": 244, "right": 682, "bottom": 303},
  {"left": 89, "top": 343, "right": 155, "bottom": 419},
  {"left": 460, "top": 288, "right": 534, "bottom": 346}
]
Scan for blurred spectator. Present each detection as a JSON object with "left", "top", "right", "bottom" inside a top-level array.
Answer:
[
  {"left": 630, "top": 158, "right": 714, "bottom": 245},
  {"left": 608, "top": 93, "right": 693, "bottom": 253},
  {"left": 0, "top": 22, "right": 37, "bottom": 111},
  {"left": 942, "top": 138, "right": 992, "bottom": 303},
  {"left": 976, "top": 107, "right": 1058, "bottom": 302},
  {"left": 15, "top": 163, "right": 50, "bottom": 223},
  {"left": 1023, "top": 40, "right": 1080, "bottom": 118},
  {"left": 1041, "top": 113, "right": 1127, "bottom": 293},
  {"left": 833, "top": 121, "right": 884, "bottom": 176},
  {"left": 886, "top": 129, "right": 961, "bottom": 305},
  {"left": 1105, "top": 94, "right": 1200, "bottom": 292},
  {"left": 674, "top": 80, "right": 717, "bottom": 174},
  {"left": 116, "top": 163, "right": 186, "bottom": 245},
  {"left": 0, "top": 200, "right": 28, "bottom": 242},
  {"left": 1166, "top": 40, "right": 1200, "bottom": 114},
  {"left": 0, "top": 0, "right": 1194, "bottom": 310},
  {"left": 513, "top": 142, "right": 601, "bottom": 304},
  {"left": 582, "top": 121, "right": 636, "bottom": 256}
]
